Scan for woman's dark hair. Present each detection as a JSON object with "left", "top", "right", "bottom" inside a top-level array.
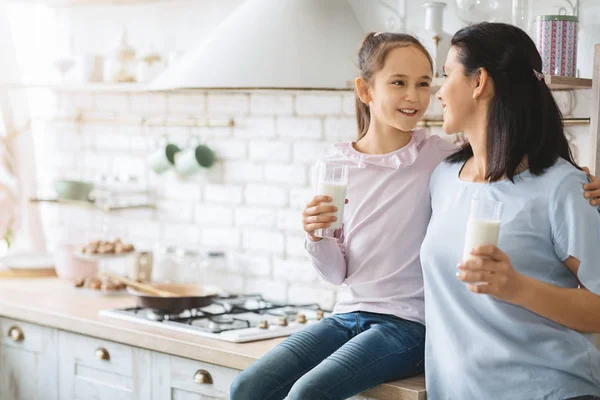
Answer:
[
  {"left": 356, "top": 32, "right": 433, "bottom": 139},
  {"left": 446, "top": 22, "right": 579, "bottom": 181}
]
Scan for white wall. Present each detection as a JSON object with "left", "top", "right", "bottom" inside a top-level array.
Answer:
[{"left": 5, "top": 0, "right": 600, "bottom": 307}]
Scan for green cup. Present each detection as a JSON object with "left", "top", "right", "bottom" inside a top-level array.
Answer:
[
  {"left": 175, "top": 145, "right": 215, "bottom": 178},
  {"left": 54, "top": 180, "right": 94, "bottom": 201},
  {"left": 147, "top": 144, "right": 180, "bottom": 174}
]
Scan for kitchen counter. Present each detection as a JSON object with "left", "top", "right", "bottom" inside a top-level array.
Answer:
[{"left": 0, "top": 278, "right": 426, "bottom": 400}]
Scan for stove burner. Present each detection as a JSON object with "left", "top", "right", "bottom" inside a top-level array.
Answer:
[
  {"left": 102, "top": 295, "right": 331, "bottom": 340},
  {"left": 208, "top": 315, "right": 235, "bottom": 331},
  {"left": 146, "top": 307, "right": 203, "bottom": 321},
  {"left": 192, "top": 316, "right": 251, "bottom": 333}
]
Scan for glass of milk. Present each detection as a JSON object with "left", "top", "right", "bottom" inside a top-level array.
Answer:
[
  {"left": 313, "top": 162, "right": 348, "bottom": 239},
  {"left": 463, "top": 198, "right": 503, "bottom": 262}
]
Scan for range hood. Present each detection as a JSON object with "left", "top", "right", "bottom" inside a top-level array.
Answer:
[{"left": 149, "top": 0, "right": 366, "bottom": 91}]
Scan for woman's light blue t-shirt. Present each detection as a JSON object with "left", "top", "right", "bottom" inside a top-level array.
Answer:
[{"left": 421, "top": 158, "right": 600, "bottom": 400}]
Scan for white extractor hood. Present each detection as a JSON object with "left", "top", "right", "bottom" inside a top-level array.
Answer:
[{"left": 149, "top": 0, "right": 366, "bottom": 91}]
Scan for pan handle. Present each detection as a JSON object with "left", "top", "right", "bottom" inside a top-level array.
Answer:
[{"left": 193, "top": 369, "right": 213, "bottom": 384}]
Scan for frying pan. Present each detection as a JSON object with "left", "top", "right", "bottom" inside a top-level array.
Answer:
[{"left": 127, "top": 283, "right": 221, "bottom": 313}]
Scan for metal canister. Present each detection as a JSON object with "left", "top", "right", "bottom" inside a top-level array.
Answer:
[
  {"left": 128, "top": 251, "right": 153, "bottom": 283},
  {"left": 535, "top": 15, "right": 578, "bottom": 77}
]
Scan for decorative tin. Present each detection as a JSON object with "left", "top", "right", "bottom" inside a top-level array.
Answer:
[{"left": 535, "top": 15, "right": 578, "bottom": 77}]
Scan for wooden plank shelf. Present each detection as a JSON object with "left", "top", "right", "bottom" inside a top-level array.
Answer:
[
  {"left": 430, "top": 76, "right": 593, "bottom": 92},
  {"left": 543, "top": 75, "right": 593, "bottom": 90},
  {"left": 29, "top": 197, "right": 155, "bottom": 212},
  {"left": 2, "top": 82, "right": 151, "bottom": 93}
]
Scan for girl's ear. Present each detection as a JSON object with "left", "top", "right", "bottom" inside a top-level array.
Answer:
[{"left": 355, "top": 77, "right": 372, "bottom": 105}]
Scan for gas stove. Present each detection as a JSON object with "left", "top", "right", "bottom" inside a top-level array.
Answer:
[{"left": 99, "top": 294, "right": 329, "bottom": 343}]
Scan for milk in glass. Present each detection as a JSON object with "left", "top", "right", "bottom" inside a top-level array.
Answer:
[{"left": 314, "top": 162, "right": 349, "bottom": 239}]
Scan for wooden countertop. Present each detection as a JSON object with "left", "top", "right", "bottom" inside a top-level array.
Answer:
[{"left": 0, "top": 278, "right": 426, "bottom": 400}]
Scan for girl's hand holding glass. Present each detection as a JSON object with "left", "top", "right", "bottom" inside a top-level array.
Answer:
[
  {"left": 302, "top": 195, "right": 339, "bottom": 242},
  {"left": 457, "top": 245, "right": 526, "bottom": 304}
]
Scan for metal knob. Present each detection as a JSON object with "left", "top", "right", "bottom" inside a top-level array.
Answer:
[
  {"left": 258, "top": 320, "right": 269, "bottom": 329},
  {"left": 8, "top": 326, "right": 24, "bottom": 342},
  {"left": 316, "top": 310, "right": 324, "bottom": 321},
  {"left": 296, "top": 314, "right": 307, "bottom": 324},
  {"left": 193, "top": 369, "right": 213, "bottom": 384},
  {"left": 277, "top": 317, "right": 288, "bottom": 327},
  {"left": 94, "top": 347, "right": 110, "bottom": 361}
]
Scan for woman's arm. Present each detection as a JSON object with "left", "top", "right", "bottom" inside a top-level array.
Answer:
[
  {"left": 515, "top": 257, "right": 600, "bottom": 333},
  {"left": 458, "top": 247, "right": 600, "bottom": 333}
]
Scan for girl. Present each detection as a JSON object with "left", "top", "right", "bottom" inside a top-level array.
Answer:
[
  {"left": 422, "top": 22, "right": 600, "bottom": 399},
  {"left": 230, "top": 31, "right": 600, "bottom": 400},
  {"left": 231, "top": 31, "right": 456, "bottom": 400}
]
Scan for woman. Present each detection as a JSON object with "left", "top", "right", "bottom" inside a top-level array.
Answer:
[{"left": 421, "top": 22, "right": 600, "bottom": 399}]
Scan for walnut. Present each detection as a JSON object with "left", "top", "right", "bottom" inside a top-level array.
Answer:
[
  {"left": 122, "top": 244, "right": 135, "bottom": 252},
  {"left": 84, "top": 276, "right": 102, "bottom": 290}
]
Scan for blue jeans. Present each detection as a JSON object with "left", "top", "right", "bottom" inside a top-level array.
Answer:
[{"left": 230, "top": 311, "right": 425, "bottom": 400}]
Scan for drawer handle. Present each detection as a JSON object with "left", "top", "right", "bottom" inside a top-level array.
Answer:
[
  {"left": 8, "top": 326, "right": 24, "bottom": 342},
  {"left": 94, "top": 347, "right": 110, "bottom": 361},
  {"left": 193, "top": 369, "right": 213, "bottom": 384}
]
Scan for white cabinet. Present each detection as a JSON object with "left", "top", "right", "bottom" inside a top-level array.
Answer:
[
  {"left": 0, "top": 317, "right": 59, "bottom": 400},
  {"left": 151, "top": 352, "right": 240, "bottom": 400},
  {"left": 58, "top": 331, "right": 152, "bottom": 400}
]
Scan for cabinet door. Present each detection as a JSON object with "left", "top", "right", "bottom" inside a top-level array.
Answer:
[
  {"left": 151, "top": 352, "right": 240, "bottom": 400},
  {"left": 58, "top": 331, "right": 152, "bottom": 400},
  {"left": 0, "top": 318, "right": 58, "bottom": 400}
]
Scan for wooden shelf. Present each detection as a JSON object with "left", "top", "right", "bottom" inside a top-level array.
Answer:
[
  {"left": 2, "top": 75, "right": 593, "bottom": 95},
  {"left": 430, "top": 76, "right": 592, "bottom": 92},
  {"left": 8, "top": 0, "right": 171, "bottom": 7},
  {"left": 30, "top": 197, "right": 155, "bottom": 212},
  {"left": 2, "top": 82, "right": 151, "bottom": 93},
  {"left": 418, "top": 117, "right": 590, "bottom": 128},
  {"left": 543, "top": 75, "right": 593, "bottom": 90}
]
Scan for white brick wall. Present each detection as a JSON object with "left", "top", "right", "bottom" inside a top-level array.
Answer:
[
  {"left": 277, "top": 117, "right": 323, "bottom": 140},
  {"left": 235, "top": 207, "right": 277, "bottom": 228},
  {"left": 250, "top": 94, "right": 294, "bottom": 116},
  {"left": 264, "top": 164, "right": 307, "bottom": 185},
  {"left": 242, "top": 230, "right": 285, "bottom": 254},
  {"left": 204, "top": 184, "right": 243, "bottom": 205},
  {"left": 234, "top": 117, "right": 277, "bottom": 139},
  {"left": 245, "top": 184, "right": 288, "bottom": 207},
  {"left": 20, "top": 0, "right": 600, "bottom": 315},
  {"left": 167, "top": 93, "right": 207, "bottom": 116},
  {"left": 38, "top": 90, "right": 352, "bottom": 310},
  {"left": 295, "top": 94, "right": 343, "bottom": 116},
  {"left": 249, "top": 141, "right": 291, "bottom": 162},
  {"left": 207, "top": 93, "right": 249, "bottom": 115},
  {"left": 195, "top": 204, "right": 234, "bottom": 226},
  {"left": 224, "top": 161, "right": 264, "bottom": 182}
]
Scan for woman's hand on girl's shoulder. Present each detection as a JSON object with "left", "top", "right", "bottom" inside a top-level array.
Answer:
[{"left": 582, "top": 167, "right": 600, "bottom": 206}]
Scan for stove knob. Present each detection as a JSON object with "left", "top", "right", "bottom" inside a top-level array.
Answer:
[
  {"left": 258, "top": 320, "right": 269, "bottom": 330},
  {"left": 296, "top": 314, "right": 307, "bottom": 324},
  {"left": 316, "top": 310, "right": 324, "bottom": 321},
  {"left": 277, "top": 317, "right": 288, "bottom": 327}
]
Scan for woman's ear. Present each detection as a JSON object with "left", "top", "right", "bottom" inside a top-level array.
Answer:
[
  {"left": 473, "top": 68, "right": 491, "bottom": 100},
  {"left": 355, "top": 77, "right": 372, "bottom": 105}
]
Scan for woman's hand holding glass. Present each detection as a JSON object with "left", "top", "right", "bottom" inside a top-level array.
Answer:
[{"left": 457, "top": 245, "right": 526, "bottom": 304}]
